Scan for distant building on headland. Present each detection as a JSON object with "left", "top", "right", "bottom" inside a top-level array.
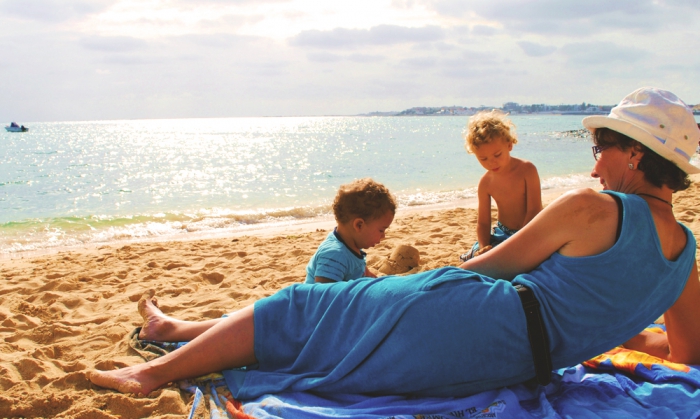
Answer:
[
  {"left": 362, "top": 101, "right": 617, "bottom": 116},
  {"left": 362, "top": 101, "right": 700, "bottom": 117},
  {"left": 504, "top": 102, "right": 612, "bottom": 115},
  {"left": 395, "top": 106, "right": 479, "bottom": 116}
]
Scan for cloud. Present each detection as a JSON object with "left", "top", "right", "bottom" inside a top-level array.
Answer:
[
  {"left": 439, "top": 50, "right": 504, "bottom": 79},
  {"left": 306, "top": 52, "right": 385, "bottom": 63},
  {"left": 0, "top": 0, "right": 114, "bottom": 23},
  {"left": 80, "top": 36, "right": 147, "bottom": 53},
  {"left": 560, "top": 41, "right": 647, "bottom": 66},
  {"left": 172, "top": 0, "right": 290, "bottom": 4},
  {"left": 182, "top": 33, "right": 263, "bottom": 49},
  {"left": 518, "top": 41, "right": 556, "bottom": 57},
  {"left": 660, "top": 0, "right": 700, "bottom": 9},
  {"left": 422, "top": 0, "right": 699, "bottom": 36},
  {"left": 471, "top": 25, "right": 499, "bottom": 36},
  {"left": 399, "top": 56, "right": 438, "bottom": 68},
  {"left": 347, "top": 54, "right": 385, "bottom": 63},
  {"left": 307, "top": 52, "right": 343, "bottom": 63},
  {"left": 426, "top": 0, "right": 650, "bottom": 21},
  {"left": 289, "top": 25, "right": 445, "bottom": 49}
]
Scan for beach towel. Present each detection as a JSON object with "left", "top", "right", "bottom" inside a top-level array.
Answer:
[{"left": 129, "top": 325, "right": 700, "bottom": 418}]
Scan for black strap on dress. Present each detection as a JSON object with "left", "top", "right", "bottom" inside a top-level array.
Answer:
[{"left": 515, "top": 284, "right": 552, "bottom": 386}]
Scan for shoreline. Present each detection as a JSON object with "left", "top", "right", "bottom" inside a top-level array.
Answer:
[{"left": 0, "top": 178, "right": 600, "bottom": 262}]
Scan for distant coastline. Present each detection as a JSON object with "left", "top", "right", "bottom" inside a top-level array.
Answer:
[{"left": 361, "top": 102, "right": 700, "bottom": 117}]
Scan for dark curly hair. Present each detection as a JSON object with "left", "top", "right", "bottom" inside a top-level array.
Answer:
[
  {"left": 593, "top": 127, "right": 691, "bottom": 192},
  {"left": 333, "top": 178, "right": 397, "bottom": 224}
]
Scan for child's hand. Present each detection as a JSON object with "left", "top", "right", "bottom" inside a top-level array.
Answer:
[{"left": 474, "top": 245, "right": 493, "bottom": 257}]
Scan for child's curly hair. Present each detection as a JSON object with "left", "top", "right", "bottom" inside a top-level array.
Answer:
[
  {"left": 463, "top": 110, "right": 518, "bottom": 154},
  {"left": 333, "top": 178, "right": 397, "bottom": 224}
]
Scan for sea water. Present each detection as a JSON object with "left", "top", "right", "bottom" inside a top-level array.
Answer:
[{"left": 2, "top": 115, "right": 698, "bottom": 254}]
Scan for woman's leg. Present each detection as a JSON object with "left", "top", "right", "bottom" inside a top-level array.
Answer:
[
  {"left": 89, "top": 304, "right": 257, "bottom": 394},
  {"left": 138, "top": 293, "right": 226, "bottom": 342}
]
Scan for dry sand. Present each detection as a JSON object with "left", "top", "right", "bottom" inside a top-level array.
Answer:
[{"left": 1, "top": 179, "right": 699, "bottom": 418}]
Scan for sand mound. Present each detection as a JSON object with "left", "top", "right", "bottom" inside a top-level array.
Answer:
[{"left": 377, "top": 244, "right": 421, "bottom": 275}]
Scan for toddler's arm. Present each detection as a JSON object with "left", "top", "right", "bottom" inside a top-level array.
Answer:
[{"left": 476, "top": 183, "right": 492, "bottom": 248}]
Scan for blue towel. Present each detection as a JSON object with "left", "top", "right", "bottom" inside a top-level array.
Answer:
[{"left": 132, "top": 326, "right": 700, "bottom": 418}]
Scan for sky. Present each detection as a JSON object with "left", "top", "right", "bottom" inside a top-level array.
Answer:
[{"left": 1, "top": 0, "right": 699, "bottom": 122}]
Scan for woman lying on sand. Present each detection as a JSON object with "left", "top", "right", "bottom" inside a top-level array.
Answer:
[{"left": 90, "top": 87, "right": 700, "bottom": 399}]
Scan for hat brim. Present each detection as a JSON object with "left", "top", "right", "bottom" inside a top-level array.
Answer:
[{"left": 583, "top": 115, "right": 700, "bottom": 175}]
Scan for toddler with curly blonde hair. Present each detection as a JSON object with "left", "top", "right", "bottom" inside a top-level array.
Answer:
[{"left": 460, "top": 110, "right": 542, "bottom": 261}]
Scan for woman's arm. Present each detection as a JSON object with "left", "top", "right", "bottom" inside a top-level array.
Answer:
[
  {"left": 476, "top": 181, "right": 493, "bottom": 249},
  {"left": 459, "top": 188, "right": 619, "bottom": 280}
]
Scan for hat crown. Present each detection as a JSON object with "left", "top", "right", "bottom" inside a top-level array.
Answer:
[{"left": 612, "top": 88, "right": 696, "bottom": 151}]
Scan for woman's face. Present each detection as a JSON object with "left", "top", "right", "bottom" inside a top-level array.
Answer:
[{"left": 590, "top": 145, "right": 633, "bottom": 192}]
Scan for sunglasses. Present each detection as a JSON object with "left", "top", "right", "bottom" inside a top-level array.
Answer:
[{"left": 592, "top": 145, "right": 608, "bottom": 161}]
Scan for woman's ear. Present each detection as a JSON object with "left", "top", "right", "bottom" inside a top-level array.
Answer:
[{"left": 629, "top": 142, "right": 645, "bottom": 166}]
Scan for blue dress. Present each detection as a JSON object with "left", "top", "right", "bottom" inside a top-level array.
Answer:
[{"left": 224, "top": 192, "right": 696, "bottom": 399}]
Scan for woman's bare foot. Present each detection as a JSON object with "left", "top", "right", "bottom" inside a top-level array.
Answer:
[
  {"left": 88, "top": 365, "right": 161, "bottom": 395},
  {"left": 136, "top": 291, "right": 224, "bottom": 342},
  {"left": 137, "top": 291, "right": 177, "bottom": 341}
]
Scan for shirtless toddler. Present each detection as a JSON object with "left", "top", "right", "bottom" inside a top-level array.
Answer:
[{"left": 460, "top": 110, "right": 542, "bottom": 261}]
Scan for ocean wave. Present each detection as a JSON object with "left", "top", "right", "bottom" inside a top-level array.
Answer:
[
  {"left": 397, "top": 188, "right": 478, "bottom": 207},
  {"left": 0, "top": 206, "right": 333, "bottom": 254},
  {"left": 541, "top": 173, "right": 598, "bottom": 190}
]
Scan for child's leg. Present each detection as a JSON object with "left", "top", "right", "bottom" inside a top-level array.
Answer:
[{"left": 90, "top": 304, "right": 257, "bottom": 395}]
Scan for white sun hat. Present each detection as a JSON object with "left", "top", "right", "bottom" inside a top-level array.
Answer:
[{"left": 582, "top": 87, "right": 700, "bottom": 174}]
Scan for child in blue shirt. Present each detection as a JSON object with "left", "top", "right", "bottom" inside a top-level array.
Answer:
[{"left": 305, "top": 178, "right": 396, "bottom": 284}]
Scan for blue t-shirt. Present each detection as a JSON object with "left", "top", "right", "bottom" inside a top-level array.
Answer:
[{"left": 305, "top": 229, "right": 367, "bottom": 284}]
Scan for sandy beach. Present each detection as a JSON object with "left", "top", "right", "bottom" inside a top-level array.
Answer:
[{"left": 1, "top": 178, "right": 699, "bottom": 418}]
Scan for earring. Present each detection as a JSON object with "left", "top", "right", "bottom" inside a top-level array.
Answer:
[{"left": 628, "top": 163, "right": 634, "bottom": 170}]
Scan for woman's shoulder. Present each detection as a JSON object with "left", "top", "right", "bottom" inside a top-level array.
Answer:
[{"left": 552, "top": 187, "right": 615, "bottom": 209}]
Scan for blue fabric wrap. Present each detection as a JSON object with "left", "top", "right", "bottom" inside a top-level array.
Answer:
[
  {"left": 305, "top": 231, "right": 366, "bottom": 284},
  {"left": 227, "top": 269, "right": 532, "bottom": 399},
  {"left": 224, "top": 191, "right": 696, "bottom": 400}
]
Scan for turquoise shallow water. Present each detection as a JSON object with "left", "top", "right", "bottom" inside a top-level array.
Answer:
[{"left": 2, "top": 115, "right": 698, "bottom": 253}]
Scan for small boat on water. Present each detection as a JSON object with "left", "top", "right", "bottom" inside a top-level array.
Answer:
[{"left": 5, "top": 122, "right": 28, "bottom": 132}]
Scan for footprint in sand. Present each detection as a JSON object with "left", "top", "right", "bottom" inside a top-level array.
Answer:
[{"left": 200, "top": 272, "right": 225, "bottom": 285}]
